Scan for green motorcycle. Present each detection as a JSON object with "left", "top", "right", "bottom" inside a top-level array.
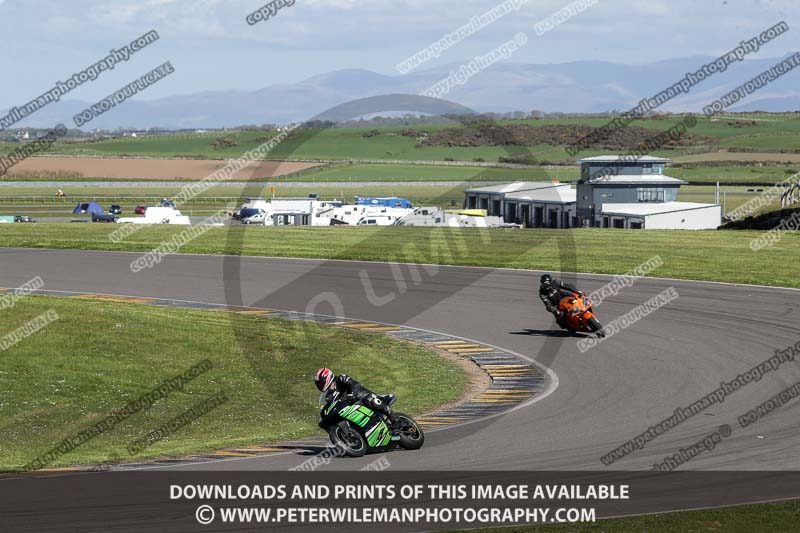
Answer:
[{"left": 318, "top": 390, "right": 424, "bottom": 457}]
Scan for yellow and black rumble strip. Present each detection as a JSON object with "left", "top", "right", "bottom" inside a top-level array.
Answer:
[{"left": 15, "top": 289, "right": 548, "bottom": 472}]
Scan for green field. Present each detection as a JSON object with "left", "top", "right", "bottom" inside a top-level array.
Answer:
[
  {"left": 7, "top": 114, "right": 800, "bottom": 164},
  {"left": 1, "top": 162, "right": 796, "bottom": 193},
  {"left": 0, "top": 130, "right": 283, "bottom": 160},
  {"left": 269, "top": 162, "right": 800, "bottom": 185},
  {"left": 0, "top": 295, "right": 466, "bottom": 471},
  {"left": 290, "top": 162, "right": 797, "bottom": 186},
  {"left": 0, "top": 225, "right": 797, "bottom": 288},
  {"left": 465, "top": 499, "right": 800, "bottom": 533},
  {"left": 2, "top": 160, "right": 797, "bottom": 185},
  {"left": 278, "top": 163, "right": 575, "bottom": 182},
  {"left": 676, "top": 185, "right": 782, "bottom": 213},
  {"left": 719, "top": 133, "right": 800, "bottom": 152},
  {"left": 0, "top": 183, "right": 777, "bottom": 219},
  {"left": 0, "top": 184, "right": 467, "bottom": 217},
  {"left": 672, "top": 165, "right": 799, "bottom": 184}
]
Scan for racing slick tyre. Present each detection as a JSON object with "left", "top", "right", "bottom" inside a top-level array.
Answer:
[
  {"left": 395, "top": 413, "right": 425, "bottom": 450},
  {"left": 587, "top": 317, "right": 605, "bottom": 337},
  {"left": 329, "top": 422, "right": 367, "bottom": 457}
]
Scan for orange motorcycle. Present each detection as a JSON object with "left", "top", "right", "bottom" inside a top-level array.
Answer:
[{"left": 558, "top": 293, "right": 605, "bottom": 337}]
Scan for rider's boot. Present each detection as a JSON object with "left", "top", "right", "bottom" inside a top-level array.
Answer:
[{"left": 389, "top": 412, "right": 401, "bottom": 441}]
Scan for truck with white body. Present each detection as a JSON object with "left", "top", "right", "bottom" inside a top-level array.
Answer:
[
  {"left": 116, "top": 206, "right": 191, "bottom": 225},
  {"left": 313, "top": 204, "right": 414, "bottom": 226},
  {"left": 393, "top": 207, "right": 508, "bottom": 228}
]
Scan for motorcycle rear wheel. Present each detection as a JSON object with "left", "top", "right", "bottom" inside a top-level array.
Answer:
[
  {"left": 329, "top": 422, "right": 367, "bottom": 457},
  {"left": 395, "top": 413, "right": 425, "bottom": 450}
]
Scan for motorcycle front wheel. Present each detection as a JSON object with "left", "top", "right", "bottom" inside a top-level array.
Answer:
[
  {"left": 587, "top": 316, "right": 605, "bottom": 337},
  {"left": 329, "top": 422, "right": 367, "bottom": 457}
]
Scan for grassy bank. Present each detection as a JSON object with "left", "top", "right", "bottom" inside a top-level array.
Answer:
[
  {"left": 0, "top": 295, "right": 466, "bottom": 471},
  {"left": 7, "top": 114, "right": 800, "bottom": 163},
  {"left": 464, "top": 499, "right": 800, "bottom": 533},
  {"left": 0, "top": 225, "right": 797, "bottom": 288}
]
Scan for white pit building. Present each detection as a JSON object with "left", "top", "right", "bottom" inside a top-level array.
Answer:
[
  {"left": 463, "top": 156, "right": 721, "bottom": 230},
  {"left": 463, "top": 182, "right": 576, "bottom": 228}
]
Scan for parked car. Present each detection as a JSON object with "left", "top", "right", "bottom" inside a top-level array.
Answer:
[
  {"left": 92, "top": 213, "right": 118, "bottom": 223},
  {"left": 159, "top": 199, "right": 175, "bottom": 208},
  {"left": 14, "top": 215, "right": 35, "bottom": 223},
  {"left": 109, "top": 204, "right": 122, "bottom": 215},
  {"left": 240, "top": 208, "right": 266, "bottom": 225},
  {"left": 134, "top": 205, "right": 146, "bottom": 215}
]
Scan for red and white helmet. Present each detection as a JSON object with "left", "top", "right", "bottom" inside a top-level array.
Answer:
[{"left": 314, "top": 367, "right": 335, "bottom": 392}]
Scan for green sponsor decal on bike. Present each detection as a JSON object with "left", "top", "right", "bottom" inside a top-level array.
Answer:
[
  {"left": 339, "top": 404, "right": 373, "bottom": 428},
  {"left": 338, "top": 405, "right": 355, "bottom": 417},
  {"left": 366, "top": 420, "right": 391, "bottom": 447},
  {"left": 332, "top": 403, "right": 393, "bottom": 446}
]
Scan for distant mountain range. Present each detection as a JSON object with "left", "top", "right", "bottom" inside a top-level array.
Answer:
[{"left": 4, "top": 55, "right": 799, "bottom": 130}]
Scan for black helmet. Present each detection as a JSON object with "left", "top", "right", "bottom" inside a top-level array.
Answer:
[{"left": 540, "top": 274, "right": 552, "bottom": 287}]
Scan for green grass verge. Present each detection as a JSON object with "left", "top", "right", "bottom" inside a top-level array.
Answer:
[
  {"left": 463, "top": 499, "right": 800, "bottom": 532},
  {"left": 0, "top": 225, "right": 797, "bottom": 288},
  {"left": 0, "top": 295, "right": 467, "bottom": 471}
]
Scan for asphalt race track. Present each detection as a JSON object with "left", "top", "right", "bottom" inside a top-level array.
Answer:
[{"left": 2, "top": 247, "right": 800, "bottom": 473}]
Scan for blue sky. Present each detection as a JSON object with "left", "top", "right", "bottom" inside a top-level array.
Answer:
[{"left": 1, "top": 0, "right": 798, "bottom": 105}]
